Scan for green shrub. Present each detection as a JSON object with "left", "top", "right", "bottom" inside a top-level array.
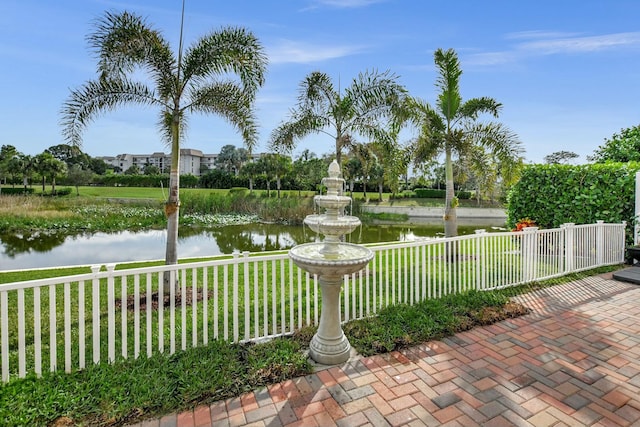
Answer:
[
  {"left": 413, "top": 188, "right": 471, "bottom": 199},
  {"left": 507, "top": 162, "right": 640, "bottom": 243},
  {"left": 56, "top": 188, "right": 73, "bottom": 196},
  {"left": 229, "top": 187, "right": 249, "bottom": 195},
  {"left": 0, "top": 187, "right": 35, "bottom": 195},
  {"left": 414, "top": 188, "right": 445, "bottom": 198}
]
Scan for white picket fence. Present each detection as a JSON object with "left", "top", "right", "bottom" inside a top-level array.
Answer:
[{"left": 0, "top": 221, "right": 626, "bottom": 382}]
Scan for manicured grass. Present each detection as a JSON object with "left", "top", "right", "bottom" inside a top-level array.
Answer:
[{"left": 0, "top": 337, "right": 311, "bottom": 427}]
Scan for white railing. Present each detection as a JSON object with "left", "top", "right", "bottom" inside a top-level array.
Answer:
[{"left": 0, "top": 221, "right": 625, "bottom": 382}]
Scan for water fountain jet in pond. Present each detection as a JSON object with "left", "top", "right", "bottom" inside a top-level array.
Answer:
[{"left": 289, "top": 160, "right": 373, "bottom": 364}]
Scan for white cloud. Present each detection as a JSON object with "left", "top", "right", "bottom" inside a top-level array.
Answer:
[
  {"left": 520, "top": 32, "right": 640, "bottom": 54},
  {"left": 309, "top": 0, "right": 386, "bottom": 8},
  {"left": 267, "top": 40, "right": 366, "bottom": 64},
  {"left": 466, "top": 31, "right": 640, "bottom": 66},
  {"left": 505, "top": 30, "right": 582, "bottom": 40}
]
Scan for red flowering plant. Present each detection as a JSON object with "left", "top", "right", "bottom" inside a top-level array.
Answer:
[{"left": 513, "top": 217, "right": 537, "bottom": 231}]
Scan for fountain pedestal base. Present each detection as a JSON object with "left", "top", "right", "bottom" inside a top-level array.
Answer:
[{"left": 309, "top": 275, "right": 351, "bottom": 365}]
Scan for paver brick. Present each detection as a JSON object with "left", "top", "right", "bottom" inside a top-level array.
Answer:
[{"left": 126, "top": 277, "right": 640, "bottom": 427}]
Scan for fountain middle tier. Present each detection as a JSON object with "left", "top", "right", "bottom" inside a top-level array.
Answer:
[
  {"left": 314, "top": 194, "right": 352, "bottom": 211},
  {"left": 304, "top": 214, "right": 361, "bottom": 237}
]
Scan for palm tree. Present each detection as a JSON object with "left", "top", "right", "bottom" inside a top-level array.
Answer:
[
  {"left": 239, "top": 160, "right": 261, "bottom": 193},
  {"left": 269, "top": 70, "right": 406, "bottom": 165},
  {"left": 259, "top": 153, "right": 291, "bottom": 198},
  {"left": 34, "top": 152, "right": 67, "bottom": 194},
  {"left": 406, "top": 48, "right": 523, "bottom": 237},
  {"left": 342, "top": 156, "right": 362, "bottom": 196},
  {"left": 61, "top": 9, "right": 267, "bottom": 267}
]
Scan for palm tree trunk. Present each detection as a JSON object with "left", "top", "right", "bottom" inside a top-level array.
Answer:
[
  {"left": 277, "top": 176, "right": 281, "bottom": 198},
  {"left": 443, "top": 148, "right": 457, "bottom": 238},
  {"left": 165, "top": 117, "right": 181, "bottom": 276}
]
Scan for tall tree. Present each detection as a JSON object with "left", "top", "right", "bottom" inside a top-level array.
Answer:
[
  {"left": 352, "top": 143, "right": 375, "bottom": 198},
  {"left": 0, "top": 145, "right": 19, "bottom": 186},
  {"left": 216, "top": 144, "right": 248, "bottom": 175},
  {"left": 291, "top": 153, "right": 326, "bottom": 195},
  {"left": 589, "top": 124, "right": 640, "bottom": 163},
  {"left": 342, "top": 156, "right": 362, "bottom": 196},
  {"left": 269, "top": 70, "right": 406, "bottom": 165},
  {"left": 61, "top": 9, "right": 267, "bottom": 267},
  {"left": 34, "top": 152, "right": 67, "bottom": 194},
  {"left": 239, "top": 160, "right": 261, "bottom": 193},
  {"left": 67, "top": 164, "right": 94, "bottom": 195},
  {"left": 406, "top": 48, "right": 523, "bottom": 237},
  {"left": 259, "top": 153, "right": 291, "bottom": 198},
  {"left": 544, "top": 151, "right": 579, "bottom": 164},
  {"left": 46, "top": 144, "right": 90, "bottom": 169}
]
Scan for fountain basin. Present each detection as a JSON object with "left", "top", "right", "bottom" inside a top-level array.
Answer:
[{"left": 289, "top": 242, "right": 373, "bottom": 277}]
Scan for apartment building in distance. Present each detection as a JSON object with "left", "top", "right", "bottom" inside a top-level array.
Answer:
[{"left": 100, "top": 148, "right": 262, "bottom": 177}]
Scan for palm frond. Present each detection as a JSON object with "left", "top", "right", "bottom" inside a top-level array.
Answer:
[
  {"left": 89, "top": 11, "right": 175, "bottom": 95},
  {"left": 299, "top": 71, "right": 336, "bottom": 111},
  {"left": 434, "top": 48, "right": 462, "bottom": 121},
  {"left": 463, "top": 121, "right": 525, "bottom": 163},
  {"left": 188, "top": 82, "right": 260, "bottom": 152},
  {"left": 60, "top": 78, "right": 159, "bottom": 146},
  {"left": 346, "top": 69, "right": 406, "bottom": 123},
  {"left": 458, "top": 97, "right": 502, "bottom": 120},
  {"left": 182, "top": 27, "right": 267, "bottom": 97},
  {"left": 269, "top": 110, "right": 328, "bottom": 154}
]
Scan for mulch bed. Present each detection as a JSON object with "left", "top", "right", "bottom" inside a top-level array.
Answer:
[{"left": 115, "top": 287, "right": 213, "bottom": 311}]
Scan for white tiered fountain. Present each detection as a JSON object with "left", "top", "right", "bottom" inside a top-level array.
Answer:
[{"left": 289, "top": 160, "right": 374, "bottom": 364}]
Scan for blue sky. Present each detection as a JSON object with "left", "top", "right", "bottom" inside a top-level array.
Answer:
[{"left": 2, "top": 0, "right": 639, "bottom": 164}]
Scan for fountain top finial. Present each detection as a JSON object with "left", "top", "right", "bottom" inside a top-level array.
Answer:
[{"left": 328, "top": 160, "right": 341, "bottom": 178}]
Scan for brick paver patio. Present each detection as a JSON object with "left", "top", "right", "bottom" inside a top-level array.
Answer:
[{"left": 129, "top": 272, "right": 640, "bottom": 427}]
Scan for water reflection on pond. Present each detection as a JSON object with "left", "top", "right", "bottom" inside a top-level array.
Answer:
[{"left": 0, "top": 219, "right": 506, "bottom": 271}]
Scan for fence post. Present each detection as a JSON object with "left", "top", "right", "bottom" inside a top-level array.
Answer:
[
  {"left": 596, "top": 220, "right": 604, "bottom": 266},
  {"left": 91, "top": 265, "right": 101, "bottom": 364},
  {"left": 243, "top": 251, "right": 250, "bottom": 341},
  {"left": 474, "top": 229, "right": 486, "bottom": 290},
  {"left": 636, "top": 171, "right": 640, "bottom": 245},
  {"left": 562, "top": 223, "right": 575, "bottom": 274},
  {"left": 622, "top": 221, "right": 628, "bottom": 264},
  {"left": 232, "top": 251, "right": 240, "bottom": 343},
  {"left": 106, "top": 263, "right": 116, "bottom": 363},
  {"left": 522, "top": 227, "right": 538, "bottom": 282}
]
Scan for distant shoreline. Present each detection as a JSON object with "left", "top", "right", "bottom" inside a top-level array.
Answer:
[{"left": 361, "top": 205, "right": 507, "bottom": 220}]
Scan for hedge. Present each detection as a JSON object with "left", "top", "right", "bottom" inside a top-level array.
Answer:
[
  {"left": 506, "top": 162, "right": 640, "bottom": 243},
  {"left": 0, "top": 187, "right": 35, "bottom": 195},
  {"left": 92, "top": 174, "right": 199, "bottom": 188},
  {"left": 413, "top": 188, "right": 471, "bottom": 199}
]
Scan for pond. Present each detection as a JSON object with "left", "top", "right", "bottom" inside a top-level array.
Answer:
[{"left": 0, "top": 219, "right": 506, "bottom": 271}]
